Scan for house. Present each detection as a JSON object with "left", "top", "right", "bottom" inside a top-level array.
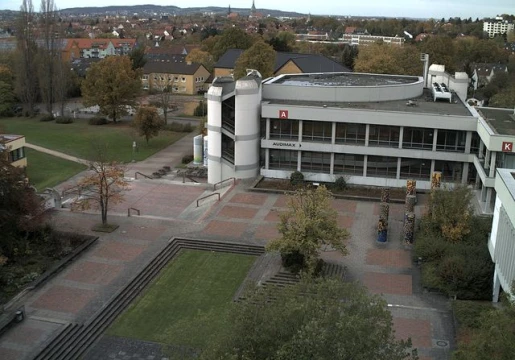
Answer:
[
  {"left": 338, "top": 34, "right": 404, "bottom": 46},
  {"left": 471, "top": 63, "right": 508, "bottom": 90},
  {"left": 142, "top": 60, "right": 211, "bottom": 95},
  {"left": 0, "top": 135, "right": 26, "bottom": 168},
  {"left": 483, "top": 18, "right": 514, "bottom": 38},
  {"left": 62, "top": 38, "right": 137, "bottom": 61},
  {"left": 213, "top": 49, "right": 351, "bottom": 78}
]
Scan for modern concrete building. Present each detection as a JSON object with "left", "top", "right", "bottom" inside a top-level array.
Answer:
[
  {"left": 483, "top": 19, "right": 514, "bottom": 38},
  {"left": 206, "top": 68, "right": 515, "bottom": 213},
  {"left": 338, "top": 34, "right": 404, "bottom": 46},
  {"left": 489, "top": 168, "right": 515, "bottom": 301}
]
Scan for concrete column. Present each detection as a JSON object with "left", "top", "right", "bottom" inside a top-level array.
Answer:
[
  {"left": 474, "top": 172, "right": 481, "bottom": 190},
  {"left": 399, "top": 126, "right": 404, "bottom": 149},
  {"left": 432, "top": 129, "right": 438, "bottom": 151},
  {"left": 485, "top": 188, "right": 493, "bottom": 212},
  {"left": 465, "top": 131, "right": 472, "bottom": 154},
  {"left": 363, "top": 155, "right": 368, "bottom": 177},
  {"left": 485, "top": 149, "right": 491, "bottom": 170},
  {"left": 330, "top": 152, "right": 335, "bottom": 175},
  {"left": 430, "top": 159, "right": 435, "bottom": 176},
  {"left": 492, "top": 268, "right": 501, "bottom": 302},
  {"left": 396, "top": 158, "right": 401, "bottom": 179},
  {"left": 266, "top": 118, "right": 270, "bottom": 139},
  {"left": 298, "top": 120, "right": 303, "bottom": 142},
  {"left": 461, "top": 162, "right": 469, "bottom": 184},
  {"left": 297, "top": 151, "right": 301, "bottom": 171},
  {"left": 265, "top": 148, "right": 269, "bottom": 169},
  {"left": 481, "top": 184, "right": 487, "bottom": 202},
  {"left": 489, "top": 152, "right": 497, "bottom": 178},
  {"left": 331, "top": 122, "right": 336, "bottom": 145},
  {"left": 479, "top": 140, "right": 485, "bottom": 158},
  {"left": 365, "top": 124, "right": 370, "bottom": 147}
]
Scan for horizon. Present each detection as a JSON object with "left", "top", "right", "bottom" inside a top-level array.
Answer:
[{"left": 1, "top": 0, "right": 514, "bottom": 19}]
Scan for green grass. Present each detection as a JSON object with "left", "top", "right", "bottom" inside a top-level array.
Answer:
[
  {"left": 25, "top": 148, "right": 88, "bottom": 191},
  {"left": 0, "top": 117, "right": 188, "bottom": 162},
  {"left": 108, "top": 250, "right": 256, "bottom": 349}
]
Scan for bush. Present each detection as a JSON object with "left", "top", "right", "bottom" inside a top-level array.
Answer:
[
  {"left": 182, "top": 155, "right": 193, "bottom": 164},
  {"left": 164, "top": 122, "right": 194, "bottom": 132},
  {"left": 281, "top": 250, "right": 306, "bottom": 274},
  {"left": 55, "top": 116, "right": 73, "bottom": 124},
  {"left": 40, "top": 114, "right": 55, "bottom": 122},
  {"left": 88, "top": 116, "right": 108, "bottom": 125},
  {"left": 290, "top": 171, "right": 304, "bottom": 186},
  {"left": 334, "top": 176, "right": 347, "bottom": 191},
  {"left": 193, "top": 101, "right": 207, "bottom": 117}
]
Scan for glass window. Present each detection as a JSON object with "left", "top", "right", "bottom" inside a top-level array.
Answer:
[
  {"left": 9, "top": 147, "right": 25, "bottom": 162},
  {"left": 302, "top": 120, "right": 332, "bottom": 143},
  {"left": 470, "top": 132, "right": 480, "bottom": 154},
  {"left": 301, "top": 151, "right": 331, "bottom": 174},
  {"left": 368, "top": 125, "right": 400, "bottom": 147},
  {"left": 367, "top": 156, "right": 397, "bottom": 178},
  {"left": 436, "top": 130, "right": 466, "bottom": 152},
  {"left": 270, "top": 119, "right": 299, "bottom": 140},
  {"left": 402, "top": 127, "right": 433, "bottom": 150},
  {"left": 434, "top": 161, "right": 463, "bottom": 183},
  {"left": 400, "top": 158, "right": 431, "bottom": 180},
  {"left": 334, "top": 153, "right": 364, "bottom": 175},
  {"left": 335, "top": 123, "right": 366, "bottom": 145},
  {"left": 269, "top": 149, "right": 297, "bottom": 170}
]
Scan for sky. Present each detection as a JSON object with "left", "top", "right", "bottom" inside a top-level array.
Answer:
[{"left": 2, "top": 0, "right": 514, "bottom": 19}]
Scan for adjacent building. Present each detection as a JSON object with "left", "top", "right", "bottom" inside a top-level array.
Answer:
[
  {"left": 489, "top": 168, "right": 515, "bottom": 301},
  {"left": 206, "top": 67, "right": 515, "bottom": 214},
  {"left": 142, "top": 60, "right": 210, "bottom": 95},
  {"left": 0, "top": 134, "right": 27, "bottom": 168},
  {"left": 338, "top": 34, "right": 404, "bottom": 46},
  {"left": 63, "top": 38, "right": 137, "bottom": 61},
  {"left": 483, "top": 18, "right": 514, "bottom": 38}
]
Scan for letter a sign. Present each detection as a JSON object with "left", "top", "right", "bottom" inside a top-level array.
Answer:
[
  {"left": 279, "top": 110, "right": 288, "bottom": 119},
  {"left": 502, "top": 142, "right": 513, "bottom": 152}
]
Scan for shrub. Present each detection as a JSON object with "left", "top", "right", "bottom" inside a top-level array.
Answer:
[
  {"left": 40, "top": 114, "right": 55, "bottom": 122},
  {"left": 281, "top": 250, "right": 306, "bottom": 274},
  {"left": 182, "top": 155, "right": 193, "bottom": 164},
  {"left": 55, "top": 116, "right": 73, "bottom": 124},
  {"left": 334, "top": 176, "right": 347, "bottom": 191},
  {"left": 88, "top": 116, "right": 108, "bottom": 125},
  {"left": 290, "top": 171, "right": 304, "bottom": 186},
  {"left": 164, "top": 122, "right": 194, "bottom": 132},
  {"left": 193, "top": 101, "right": 207, "bottom": 117}
]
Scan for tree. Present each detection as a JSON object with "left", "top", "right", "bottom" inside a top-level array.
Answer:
[
  {"left": 341, "top": 44, "right": 358, "bottom": 70},
  {"left": 14, "top": 0, "right": 39, "bottom": 116},
  {"left": 129, "top": 45, "right": 147, "bottom": 70},
  {"left": 453, "top": 301, "right": 515, "bottom": 360},
  {"left": 71, "top": 144, "right": 129, "bottom": 226},
  {"left": 266, "top": 186, "right": 349, "bottom": 275},
  {"left": 201, "top": 278, "right": 418, "bottom": 360},
  {"left": 81, "top": 56, "right": 141, "bottom": 123},
  {"left": 354, "top": 43, "right": 422, "bottom": 76},
  {"left": 234, "top": 40, "right": 276, "bottom": 79},
  {"left": 211, "top": 27, "right": 254, "bottom": 60},
  {"left": 0, "top": 149, "right": 45, "bottom": 262},
  {"left": 186, "top": 48, "right": 214, "bottom": 72},
  {"left": 0, "top": 65, "right": 16, "bottom": 116},
  {"left": 418, "top": 36, "right": 456, "bottom": 72},
  {"left": 133, "top": 106, "right": 163, "bottom": 144}
]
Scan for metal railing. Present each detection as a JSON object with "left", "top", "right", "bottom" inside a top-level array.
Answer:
[
  {"left": 128, "top": 208, "right": 141, "bottom": 217},
  {"left": 213, "top": 177, "right": 236, "bottom": 191},
  {"left": 196, "top": 193, "right": 220, "bottom": 207},
  {"left": 135, "top": 172, "right": 152, "bottom": 179}
]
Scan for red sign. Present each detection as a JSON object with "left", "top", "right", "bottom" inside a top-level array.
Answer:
[
  {"left": 279, "top": 110, "right": 289, "bottom": 119},
  {"left": 502, "top": 142, "right": 513, "bottom": 152}
]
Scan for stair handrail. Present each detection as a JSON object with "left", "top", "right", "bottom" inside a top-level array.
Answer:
[
  {"left": 135, "top": 171, "right": 152, "bottom": 180},
  {"left": 197, "top": 193, "right": 220, "bottom": 207},
  {"left": 213, "top": 177, "right": 236, "bottom": 191},
  {"left": 128, "top": 208, "right": 141, "bottom": 217}
]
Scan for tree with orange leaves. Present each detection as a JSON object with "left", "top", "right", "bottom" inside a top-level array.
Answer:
[{"left": 71, "top": 144, "right": 129, "bottom": 227}]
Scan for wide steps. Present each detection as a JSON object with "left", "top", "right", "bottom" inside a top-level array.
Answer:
[{"left": 33, "top": 238, "right": 264, "bottom": 360}]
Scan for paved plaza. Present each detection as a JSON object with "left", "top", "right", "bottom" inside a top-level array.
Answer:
[{"left": 0, "top": 138, "right": 454, "bottom": 360}]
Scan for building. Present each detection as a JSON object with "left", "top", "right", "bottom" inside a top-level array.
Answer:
[
  {"left": 213, "top": 49, "right": 350, "bottom": 78},
  {"left": 489, "top": 168, "right": 515, "bottom": 301},
  {"left": 63, "top": 38, "right": 137, "bottom": 61},
  {"left": 206, "top": 68, "right": 515, "bottom": 214},
  {"left": 483, "top": 18, "right": 514, "bottom": 38},
  {"left": 142, "top": 60, "right": 210, "bottom": 95},
  {"left": 471, "top": 63, "right": 508, "bottom": 90},
  {"left": 0, "top": 134, "right": 27, "bottom": 168},
  {"left": 338, "top": 34, "right": 404, "bottom": 46}
]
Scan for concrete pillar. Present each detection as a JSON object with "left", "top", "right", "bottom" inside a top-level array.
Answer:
[
  {"left": 465, "top": 131, "right": 472, "bottom": 154},
  {"left": 481, "top": 184, "right": 487, "bottom": 202},
  {"left": 430, "top": 159, "right": 435, "bottom": 176},
  {"left": 363, "top": 155, "right": 368, "bottom": 177},
  {"left": 365, "top": 124, "right": 370, "bottom": 147},
  {"left": 489, "top": 152, "right": 497, "bottom": 178},
  {"left": 298, "top": 120, "right": 303, "bottom": 142},
  {"left": 399, "top": 126, "right": 404, "bottom": 149},
  {"left": 474, "top": 172, "right": 481, "bottom": 190},
  {"left": 396, "top": 158, "right": 401, "bottom": 179},
  {"left": 479, "top": 140, "right": 485, "bottom": 158},
  {"left": 485, "top": 149, "right": 491, "bottom": 170},
  {"left": 485, "top": 188, "right": 493, "bottom": 211},
  {"left": 492, "top": 268, "right": 501, "bottom": 302},
  {"left": 432, "top": 129, "right": 438, "bottom": 151},
  {"left": 330, "top": 152, "right": 335, "bottom": 175},
  {"left": 266, "top": 118, "right": 270, "bottom": 139},
  {"left": 331, "top": 122, "right": 336, "bottom": 145},
  {"left": 297, "top": 151, "right": 301, "bottom": 171},
  {"left": 265, "top": 148, "right": 269, "bottom": 169},
  {"left": 461, "top": 162, "right": 469, "bottom": 184}
]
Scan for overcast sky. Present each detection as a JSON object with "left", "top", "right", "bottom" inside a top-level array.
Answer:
[{"left": 2, "top": 0, "right": 513, "bottom": 19}]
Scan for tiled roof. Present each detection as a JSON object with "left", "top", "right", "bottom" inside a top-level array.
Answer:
[
  {"left": 143, "top": 60, "right": 203, "bottom": 75},
  {"left": 473, "top": 63, "right": 508, "bottom": 77}
]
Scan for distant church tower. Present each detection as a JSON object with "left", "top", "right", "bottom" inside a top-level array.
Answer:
[
  {"left": 228, "top": 4, "right": 231, "bottom": 15},
  {"left": 306, "top": 12, "right": 311, "bottom": 23},
  {"left": 250, "top": 0, "right": 256, "bottom": 16}
]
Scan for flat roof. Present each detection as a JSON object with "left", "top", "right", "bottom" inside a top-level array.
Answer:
[
  {"left": 265, "top": 89, "right": 472, "bottom": 117},
  {"left": 269, "top": 72, "right": 419, "bottom": 87},
  {"left": 477, "top": 108, "right": 515, "bottom": 136},
  {"left": 497, "top": 168, "right": 515, "bottom": 202}
]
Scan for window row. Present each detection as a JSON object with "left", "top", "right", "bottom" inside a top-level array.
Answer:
[
  {"left": 268, "top": 120, "right": 469, "bottom": 153},
  {"left": 269, "top": 149, "right": 464, "bottom": 182}
]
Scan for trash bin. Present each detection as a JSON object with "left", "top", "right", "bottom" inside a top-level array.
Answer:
[
  {"left": 15, "top": 310, "right": 24, "bottom": 323},
  {"left": 377, "top": 230, "right": 387, "bottom": 243}
]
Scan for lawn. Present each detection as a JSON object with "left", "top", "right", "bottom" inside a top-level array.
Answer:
[
  {"left": 25, "top": 148, "right": 87, "bottom": 191},
  {"left": 0, "top": 117, "right": 189, "bottom": 162},
  {"left": 108, "top": 250, "right": 256, "bottom": 349}
]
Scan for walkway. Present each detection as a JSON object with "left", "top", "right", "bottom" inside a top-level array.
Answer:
[
  {"left": 25, "top": 143, "right": 89, "bottom": 165},
  {"left": 0, "top": 138, "right": 453, "bottom": 360}
]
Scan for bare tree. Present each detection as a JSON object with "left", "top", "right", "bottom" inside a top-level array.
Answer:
[
  {"left": 15, "top": 0, "right": 39, "bottom": 116},
  {"left": 150, "top": 77, "right": 175, "bottom": 123}
]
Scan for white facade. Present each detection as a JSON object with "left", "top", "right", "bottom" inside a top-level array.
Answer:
[
  {"left": 489, "top": 168, "right": 515, "bottom": 301},
  {"left": 483, "top": 20, "right": 514, "bottom": 38}
]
